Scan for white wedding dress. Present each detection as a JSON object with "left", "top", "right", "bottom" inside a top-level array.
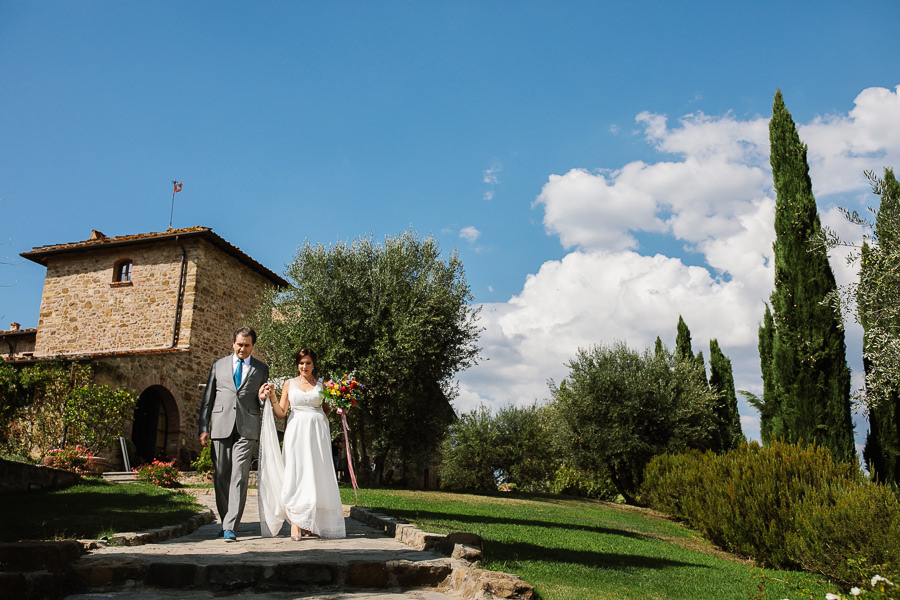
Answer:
[{"left": 258, "top": 379, "right": 346, "bottom": 538}]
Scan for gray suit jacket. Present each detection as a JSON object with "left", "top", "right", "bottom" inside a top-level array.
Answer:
[{"left": 198, "top": 354, "right": 269, "bottom": 441}]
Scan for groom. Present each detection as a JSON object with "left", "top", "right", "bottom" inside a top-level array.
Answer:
[{"left": 198, "top": 326, "right": 269, "bottom": 542}]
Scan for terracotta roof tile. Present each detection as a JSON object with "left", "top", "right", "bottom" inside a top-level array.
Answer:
[
  {"left": 20, "top": 226, "right": 287, "bottom": 287},
  {"left": 0, "top": 328, "right": 37, "bottom": 336}
]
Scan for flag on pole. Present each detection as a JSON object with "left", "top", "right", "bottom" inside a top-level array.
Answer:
[{"left": 173, "top": 181, "right": 183, "bottom": 193}]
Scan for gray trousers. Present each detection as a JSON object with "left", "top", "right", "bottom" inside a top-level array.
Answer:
[{"left": 211, "top": 428, "right": 256, "bottom": 532}]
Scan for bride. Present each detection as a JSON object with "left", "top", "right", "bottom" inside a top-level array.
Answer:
[{"left": 257, "top": 347, "right": 346, "bottom": 540}]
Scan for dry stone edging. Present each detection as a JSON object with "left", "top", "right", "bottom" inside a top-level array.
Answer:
[
  {"left": 349, "top": 506, "right": 534, "bottom": 600},
  {"left": 99, "top": 508, "right": 214, "bottom": 547}
]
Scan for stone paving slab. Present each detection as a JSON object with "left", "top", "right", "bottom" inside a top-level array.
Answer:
[{"left": 63, "top": 489, "right": 463, "bottom": 599}]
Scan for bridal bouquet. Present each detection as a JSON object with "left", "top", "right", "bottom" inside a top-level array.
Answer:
[{"left": 320, "top": 373, "right": 364, "bottom": 410}]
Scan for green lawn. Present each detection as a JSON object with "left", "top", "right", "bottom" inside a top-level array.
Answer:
[
  {"left": 1, "top": 479, "right": 841, "bottom": 599},
  {"left": 342, "top": 487, "right": 839, "bottom": 600},
  {"left": 0, "top": 478, "right": 202, "bottom": 542}
]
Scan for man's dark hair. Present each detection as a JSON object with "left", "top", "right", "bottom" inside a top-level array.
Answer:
[{"left": 233, "top": 326, "right": 257, "bottom": 344}]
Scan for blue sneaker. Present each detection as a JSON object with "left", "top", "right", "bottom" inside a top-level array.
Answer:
[
  {"left": 216, "top": 529, "right": 224, "bottom": 538},
  {"left": 223, "top": 530, "right": 236, "bottom": 542}
]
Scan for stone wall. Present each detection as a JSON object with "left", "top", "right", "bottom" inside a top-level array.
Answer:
[
  {"left": 28, "top": 234, "right": 280, "bottom": 466},
  {"left": 189, "top": 238, "right": 275, "bottom": 361},
  {"left": 34, "top": 242, "right": 186, "bottom": 356},
  {"left": 0, "top": 458, "right": 79, "bottom": 494}
]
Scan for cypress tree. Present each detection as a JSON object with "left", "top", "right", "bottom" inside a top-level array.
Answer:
[
  {"left": 654, "top": 336, "right": 665, "bottom": 357},
  {"left": 755, "top": 304, "right": 778, "bottom": 443},
  {"left": 675, "top": 316, "right": 693, "bottom": 361},
  {"left": 764, "top": 90, "right": 854, "bottom": 463},
  {"left": 861, "top": 169, "right": 900, "bottom": 483},
  {"left": 695, "top": 350, "right": 708, "bottom": 385},
  {"left": 709, "top": 339, "right": 744, "bottom": 452}
]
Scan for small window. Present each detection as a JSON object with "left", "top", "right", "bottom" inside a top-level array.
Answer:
[{"left": 114, "top": 259, "right": 133, "bottom": 283}]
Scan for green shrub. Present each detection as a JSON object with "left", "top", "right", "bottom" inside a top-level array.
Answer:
[
  {"left": 190, "top": 444, "right": 213, "bottom": 474},
  {"left": 641, "top": 441, "right": 900, "bottom": 592},
  {"left": 640, "top": 448, "right": 711, "bottom": 516},
  {"left": 642, "top": 441, "right": 863, "bottom": 566},
  {"left": 786, "top": 481, "right": 900, "bottom": 587},
  {"left": 439, "top": 403, "right": 562, "bottom": 492},
  {"left": 549, "top": 463, "right": 619, "bottom": 500},
  {"left": 134, "top": 459, "right": 179, "bottom": 487}
]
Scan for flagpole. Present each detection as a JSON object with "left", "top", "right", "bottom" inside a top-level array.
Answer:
[
  {"left": 169, "top": 180, "right": 182, "bottom": 229},
  {"left": 169, "top": 180, "right": 176, "bottom": 230}
]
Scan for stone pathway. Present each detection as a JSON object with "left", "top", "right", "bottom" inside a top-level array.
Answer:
[{"left": 56, "top": 489, "right": 531, "bottom": 600}]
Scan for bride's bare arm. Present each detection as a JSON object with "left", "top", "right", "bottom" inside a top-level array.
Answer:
[{"left": 269, "top": 384, "right": 290, "bottom": 419}]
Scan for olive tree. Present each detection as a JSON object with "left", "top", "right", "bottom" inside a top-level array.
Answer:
[
  {"left": 439, "top": 403, "right": 561, "bottom": 492},
  {"left": 253, "top": 231, "right": 481, "bottom": 485},
  {"left": 551, "top": 341, "right": 718, "bottom": 503}
]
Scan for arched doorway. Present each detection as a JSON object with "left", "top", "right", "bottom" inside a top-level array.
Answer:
[{"left": 132, "top": 385, "right": 174, "bottom": 465}]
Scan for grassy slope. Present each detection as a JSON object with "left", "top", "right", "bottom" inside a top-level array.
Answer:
[
  {"left": 0, "top": 478, "right": 201, "bottom": 542},
  {"left": 342, "top": 487, "right": 837, "bottom": 600},
  {"left": 0, "top": 479, "right": 837, "bottom": 599}
]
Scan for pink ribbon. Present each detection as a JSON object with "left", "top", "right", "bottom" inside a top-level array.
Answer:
[{"left": 341, "top": 411, "right": 359, "bottom": 504}]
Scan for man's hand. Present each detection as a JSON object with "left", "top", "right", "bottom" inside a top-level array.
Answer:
[
  {"left": 200, "top": 432, "right": 210, "bottom": 447},
  {"left": 258, "top": 383, "right": 273, "bottom": 400}
]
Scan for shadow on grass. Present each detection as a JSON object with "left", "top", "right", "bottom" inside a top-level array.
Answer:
[
  {"left": 0, "top": 479, "right": 200, "bottom": 542},
  {"left": 485, "top": 538, "right": 711, "bottom": 571},
  {"left": 364, "top": 506, "right": 655, "bottom": 541}
]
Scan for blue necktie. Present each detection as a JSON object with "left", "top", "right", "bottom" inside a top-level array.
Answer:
[{"left": 234, "top": 359, "right": 243, "bottom": 389}]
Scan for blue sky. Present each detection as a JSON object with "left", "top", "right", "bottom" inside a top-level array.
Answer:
[{"left": 2, "top": 2, "right": 900, "bottom": 449}]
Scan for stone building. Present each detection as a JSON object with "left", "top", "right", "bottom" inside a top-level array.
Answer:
[
  {"left": 5, "top": 226, "right": 287, "bottom": 467},
  {"left": 0, "top": 322, "right": 36, "bottom": 359}
]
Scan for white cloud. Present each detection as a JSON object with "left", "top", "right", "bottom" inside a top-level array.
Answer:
[
  {"left": 803, "top": 86, "right": 900, "bottom": 196},
  {"left": 460, "top": 226, "right": 481, "bottom": 243},
  {"left": 536, "top": 111, "right": 773, "bottom": 255},
  {"left": 483, "top": 162, "right": 501, "bottom": 185},
  {"left": 457, "top": 86, "right": 900, "bottom": 448}
]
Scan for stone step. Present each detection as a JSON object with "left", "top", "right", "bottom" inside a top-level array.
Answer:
[
  {"left": 99, "top": 472, "right": 137, "bottom": 483},
  {"left": 66, "top": 554, "right": 456, "bottom": 594}
]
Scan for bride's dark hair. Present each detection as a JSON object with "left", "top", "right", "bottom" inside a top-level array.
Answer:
[{"left": 294, "top": 347, "right": 318, "bottom": 376}]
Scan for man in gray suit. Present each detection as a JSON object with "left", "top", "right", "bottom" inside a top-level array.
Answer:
[{"left": 198, "top": 326, "right": 270, "bottom": 542}]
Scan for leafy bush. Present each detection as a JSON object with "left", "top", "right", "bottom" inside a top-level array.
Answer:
[
  {"left": 439, "top": 403, "right": 562, "bottom": 492},
  {"left": 641, "top": 441, "right": 900, "bottom": 592},
  {"left": 640, "top": 448, "right": 711, "bottom": 515},
  {"left": 549, "top": 463, "right": 619, "bottom": 500},
  {"left": 2, "top": 361, "right": 136, "bottom": 458},
  {"left": 786, "top": 482, "right": 900, "bottom": 587},
  {"left": 134, "top": 459, "right": 179, "bottom": 487},
  {"left": 43, "top": 445, "right": 95, "bottom": 475},
  {"left": 439, "top": 406, "right": 497, "bottom": 491},
  {"left": 190, "top": 444, "right": 213, "bottom": 474},
  {"left": 63, "top": 384, "right": 137, "bottom": 454}
]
